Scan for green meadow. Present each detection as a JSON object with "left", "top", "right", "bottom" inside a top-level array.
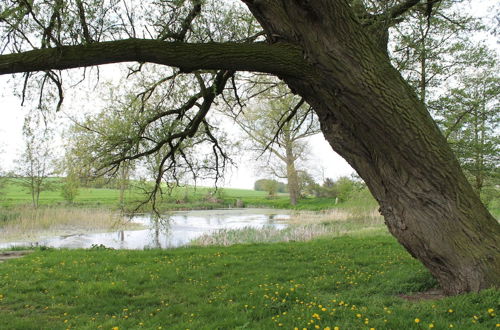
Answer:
[
  {"left": 0, "top": 232, "right": 498, "bottom": 329},
  {"left": 0, "top": 178, "right": 334, "bottom": 211}
]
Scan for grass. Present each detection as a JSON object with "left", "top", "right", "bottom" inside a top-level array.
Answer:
[
  {"left": 0, "top": 231, "right": 498, "bottom": 329},
  {"left": 192, "top": 207, "right": 384, "bottom": 246},
  {"left": 0, "top": 177, "right": 346, "bottom": 212},
  {"left": 0, "top": 178, "right": 280, "bottom": 210}
]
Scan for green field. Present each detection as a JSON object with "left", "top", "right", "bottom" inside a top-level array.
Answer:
[
  {"left": 0, "top": 231, "right": 498, "bottom": 329},
  {"left": 0, "top": 178, "right": 340, "bottom": 211}
]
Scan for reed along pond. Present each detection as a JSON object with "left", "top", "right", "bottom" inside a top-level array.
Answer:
[{"left": 0, "top": 209, "right": 290, "bottom": 250}]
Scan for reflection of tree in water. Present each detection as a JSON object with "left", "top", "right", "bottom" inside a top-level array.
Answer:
[{"left": 149, "top": 214, "right": 172, "bottom": 249}]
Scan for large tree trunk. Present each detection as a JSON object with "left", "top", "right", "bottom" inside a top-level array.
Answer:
[{"left": 246, "top": 0, "right": 500, "bottom": 295}]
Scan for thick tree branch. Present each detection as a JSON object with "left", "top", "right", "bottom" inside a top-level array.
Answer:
[
  {"left": 0, "top": 39, "right": 308, "bottom": 78},
  {"left": 387, "top": 0, "right": 422, "bottom": 20}
]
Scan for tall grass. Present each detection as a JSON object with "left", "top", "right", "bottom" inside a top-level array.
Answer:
[
  {"left": 0, "top": 207, "right": 138, "bottom": 242},
  {"left": 192, "top": 206, "right": 385, "bottom": 246}
]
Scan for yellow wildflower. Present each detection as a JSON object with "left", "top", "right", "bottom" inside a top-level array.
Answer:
[{"left": 415, "top": 318, "right": 421, "bottom": 323}]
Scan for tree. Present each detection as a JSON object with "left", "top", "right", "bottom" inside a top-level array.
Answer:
[
  {"left": 231, "top": 83, "right": 319, "bottom": 205},
  {"left": 16, "top": 113, "right": 55, "bottom": 208},
  {"left": 0, "top": 144, "right": 7, "bottom": 198},
  {"left": 0, "top": 0, "right": 498, "bottom": 294},
  {"left": 261, "top": 179, "right": 279, "bottom": 198},
  {"left": 390, "top": 0, "right": 482, "bottom": 103},
  {"left": 60, "top": 172, "right": 79, "bottom": 204},
  {"left": 432, "top": 57, "right": 499, "bottom": 199},
  {"left": 254, "top": 179, "right": 286, "bottom": 194}
]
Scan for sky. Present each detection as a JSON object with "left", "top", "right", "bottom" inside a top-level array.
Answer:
[{"left": 0, "top": 0, "right": 496, "bottom": 189}]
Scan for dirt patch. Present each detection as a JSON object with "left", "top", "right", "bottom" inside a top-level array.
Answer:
[
  {"left": 0, "top": 250, "right": 35, "bottom": 263},
  {"left": 398, "top": 288, "right": 447, "bottom": 301}
]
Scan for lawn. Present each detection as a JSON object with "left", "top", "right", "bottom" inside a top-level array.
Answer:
[{"left": 0, "top": 232, "right": 498, "bottom": 329}]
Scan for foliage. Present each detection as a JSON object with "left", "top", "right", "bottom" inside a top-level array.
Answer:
[
  {"left": 60, "top": 174, "right": 80, "bottom": 204},
  {"left": 0, "top": 234, "right": 499, "bottom": 329},
  {"left": 390, "top": 0, "right": 482, "bottom": 102},
  {"left": 390, "top": 0, "right": 499, "bottom": 205},
  {"left": 306, "top": 176, "right": 366, "bottom": 203},
  {"left": 15, "top": 112, "right": 56, "bottom": 208},
  {"left": 431, "top": 52, "right": 499, "bottom": 199},
  {"left": 229, "top": 81, "right": 320, "bottom": 205},
  {"left": 254, "top": 179, "right": 287, "bottom": 194}
]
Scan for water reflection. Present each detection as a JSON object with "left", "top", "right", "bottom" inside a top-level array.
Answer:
[{"left": 0, "top": 209, "right": 289, "bottom": 250}]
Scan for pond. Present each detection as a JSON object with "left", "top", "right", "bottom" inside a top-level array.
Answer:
[{"left": 0, "top": 208, "right": 290, "bottom": 250}]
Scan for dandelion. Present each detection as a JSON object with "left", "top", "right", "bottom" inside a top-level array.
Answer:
[
  {"left": 488, "top": 309, "right": 495, "bottom": 314},
  {"left": 112, "top": 327, "right": 119, "bottom": 330},
  {"left": 415, "top": 318, "right": 421, "bottom": 323},
  {"left": 448, "top": 309, "right": 453, "bottom": 313},
  {"left": 429, "top": 324, "right": 435, "bottom": 328}
]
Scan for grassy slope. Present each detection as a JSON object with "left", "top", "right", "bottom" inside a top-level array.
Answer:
[
  {"left": 0, "top": 233, "right": 498, "bottom": 329},
  {"left": 0, "top": 179, "right": 326, "bottom": 211}
]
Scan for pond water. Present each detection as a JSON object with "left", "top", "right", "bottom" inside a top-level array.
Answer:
[{"left": 0, "top": 209, "right": 289, "bottom": 250}]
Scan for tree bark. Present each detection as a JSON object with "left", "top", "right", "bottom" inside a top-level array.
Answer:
[
  {"left": 0, "top": 39, "right": 308, "bottom": 78},
  {"left": 245, "top": 0, "right": 500, "bottom": 295}
]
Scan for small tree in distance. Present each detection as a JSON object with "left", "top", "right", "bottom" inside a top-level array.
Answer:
[
  {"left": 16, "top": 113, "right": 56, "bottom": 208},
  {"left": 60, "top": 173, "right": 80, "bottom": 204}
]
